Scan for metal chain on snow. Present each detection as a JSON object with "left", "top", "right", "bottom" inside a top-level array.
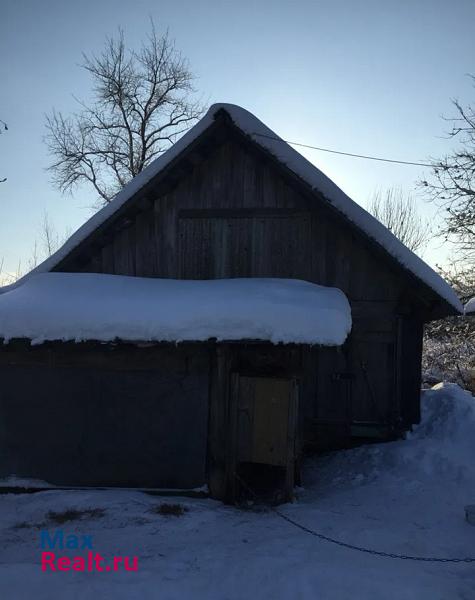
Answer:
[
  {"left": 272, "top": 509, "right": 475, "bottom": 563},
  {"left": 234, "top": 473, "right": 475, "bottom": 564}
]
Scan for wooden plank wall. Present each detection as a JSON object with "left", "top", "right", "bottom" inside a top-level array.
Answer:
[
  {"left": 67, "top": 133, "right": 419, "bottom": 434},
  {"left": 0, "top": 344, "right": 211, "bottom": 488}
]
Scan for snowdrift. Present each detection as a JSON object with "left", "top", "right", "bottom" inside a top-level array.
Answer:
[
  {"left": 409, "top": 382, "right": 475, "bottom": 481},
  {"left": 311, "top": 382, "right": 475, "bottom": 489}
]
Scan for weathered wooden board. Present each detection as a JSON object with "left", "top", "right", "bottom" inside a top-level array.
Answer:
[
  {"left": 397, "top": 317, "right": 423, "bottom": 426},
  {"left": 49, "top": 122, "right": 426, "bottom": 447},
  {"left": 237, "top": 377, "right": 291, "bottom": 467},
  {"left": 0, "top": 345, "right": 210, "bottom": 488},
  {"left": 178, "top": 213, "right": 313, "bottom": 280}
]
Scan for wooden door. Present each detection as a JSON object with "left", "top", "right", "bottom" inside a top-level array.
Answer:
[{"left": 229, "top": 375, "right": 298, "bottom": 501}]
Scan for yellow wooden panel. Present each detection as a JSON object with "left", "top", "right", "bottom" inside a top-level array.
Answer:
[{"left": 251, "top": 378, "right": 290, "bottom": 467}]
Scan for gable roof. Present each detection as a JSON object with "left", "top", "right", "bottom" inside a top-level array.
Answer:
[{"left": 1, "top": 103, "right": 463, "bottom": 313}]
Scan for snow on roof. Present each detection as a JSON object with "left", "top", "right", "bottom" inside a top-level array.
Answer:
[
  {"left": 1, "top": 103, "right": 462, "bottom": 312},
  {"left": 465, "top": 297, "right": 475, "bottom": 314},
  {"left": 0, "top": 273, "right": 351, "bottom": 346}
]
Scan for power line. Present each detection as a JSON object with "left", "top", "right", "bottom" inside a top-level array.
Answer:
[{"left": 252, "top": 132, "right": 434, "bottom": 168}]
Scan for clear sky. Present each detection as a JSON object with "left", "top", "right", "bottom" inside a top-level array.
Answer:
[{"left": 1, "top": 0, "right": 474, "bottom": 278}]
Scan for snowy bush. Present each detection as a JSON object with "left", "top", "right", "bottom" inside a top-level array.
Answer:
[{"left": 422, "top": 264, "right": 475, "bottom": 391}]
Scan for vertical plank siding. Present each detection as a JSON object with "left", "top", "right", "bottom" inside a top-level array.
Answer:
[
  {"left": 0, "top": 345, "right": 210, "bottom": 488},
  {"left": 68, "top": 132, "right": 423, "bottom": 441}
]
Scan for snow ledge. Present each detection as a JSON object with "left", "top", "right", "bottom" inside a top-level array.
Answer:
[{"left": 0, "top": 273, "right": 352, "bottom": 347}]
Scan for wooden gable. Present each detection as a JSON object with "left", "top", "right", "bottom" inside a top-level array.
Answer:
[{"left": 51, "top": 112, "right": 450, "bottom": 320}]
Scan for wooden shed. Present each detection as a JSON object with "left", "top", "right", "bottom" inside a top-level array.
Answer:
[{"left": 0, "top": 103, "right": 462, "bottom": 503}]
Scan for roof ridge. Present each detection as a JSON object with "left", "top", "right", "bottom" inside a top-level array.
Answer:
[{"left": 1, "top": 103, "right": 462, "bottom": 313}]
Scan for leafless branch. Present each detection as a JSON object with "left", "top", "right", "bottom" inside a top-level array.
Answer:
[
  {"left": 1, "top": 118, "right": 7, "bottom": 182},
  {"left": 420, "top": 75, "right": 475, "bottom": 265},
  {"left": 423, "top": 261, "right": 475, "bottom": 391},
  {"left": 367, "top": 187, "right": 432, "bottom": 254},
  {"left": 45, "top": 22, "right": 203, "bottom": 205}
]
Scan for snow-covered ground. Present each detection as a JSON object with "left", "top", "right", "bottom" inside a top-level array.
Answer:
[{"left": 0, "top": 383, "right": 474, "bottom": 599}]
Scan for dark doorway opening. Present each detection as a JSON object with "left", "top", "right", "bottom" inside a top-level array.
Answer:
[{"left": 236, "top": 461, "right": 287, "bottom": 504}]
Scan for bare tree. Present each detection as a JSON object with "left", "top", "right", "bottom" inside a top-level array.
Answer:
[
  {"left": 0, "top": 258, "right": 9, "bottom": 285},
  {"left": 46, "top": 22, "right": 203, "bottom": 206},
  {"left": 367, "top": 187, "right": 431, "bottom": 254},
  {"left": 1, "top": 214, "right": 68, "bottom": 284},
  {"left": 1, "top": 119, "right": 7, "bottom": 183},
  {"left": 421, "top": 76, "right": 475, "bottom": 264},
  {"left": 40, "top": 213, "right": 63, "bottom": 258},
  {"left": 0, "top": 256, "right": 21, "bottom": 287},
  {"left": 27, "top": 213, "right": 69, "bottom": 271},
  {"left": 423, "top": 261, "right": 475, "bottom": 391}
]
